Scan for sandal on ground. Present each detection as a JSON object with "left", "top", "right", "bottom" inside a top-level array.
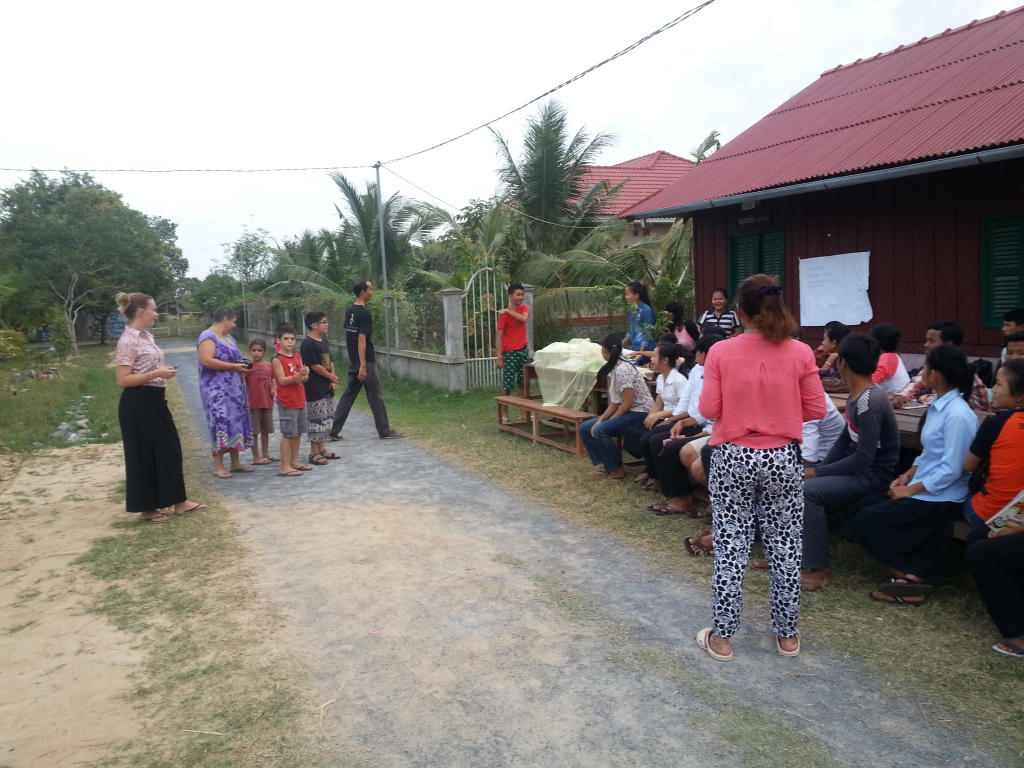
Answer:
[
  {"left": 696, "top": 628, "right": 733, "bottom": 662},
  {"left": 252, "top": 458, "right": 272, "bottom": 465},
  {"left": 685, "top": 503, "right": 711, "bottom": 519},
  {"left": 868, "top": 591, "right": 926, "bottom": 607},
  {"left": 646, "top": 503, "right": 673, "bottom": 512},
  {"left": 992, "top": 638, "right": 1024, "bottom": 657},
  {"left": 320, "top": 451, "right": 341, "bottom": 460},
  {"left": 655, "top": 505, "right": 689, "bottom": 516},
  {"left": 308, "top": 453, "right": 329, "bottom": 466},
  {"left": 277, "top": 470, "right": 303, "bottom": 477},
  {"left": 173, "top": 503, "right": 207, "bottom": 516},
  {"left": 213, "top": 471, "right": 232, "bottom": 479},
  {"left": 776, "top": 632, "right": 801, "bottom": 657},
  {"left": 684, "top": 534, "right": 714, "bottom": 557},
  {"left": 267, "top": 455, "right": 280, "bottom": 462},
  {"left": 293, "top": 464, "right": 314, "bottom": 471},
  {"left": 328, "top": 433, "right": 343, "bottom": 441},
  {"left": 140, "top": 513, "right": 171, "bottom": 523},
  {"left": 877, "top": 577, "right": 932, "bottom": 598}
]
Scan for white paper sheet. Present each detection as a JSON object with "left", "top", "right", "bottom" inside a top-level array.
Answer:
[{"left": 798, "top": 251, "right": 874, "bottom": 326}]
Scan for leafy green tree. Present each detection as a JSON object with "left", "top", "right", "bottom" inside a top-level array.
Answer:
[
  {"left": 690, "top": 130, "right": 721, "bottom": 165},
  {"left": 192, "top": 271, "right": 241, "bottom": 316},
  {"left": 0, "top": 170, "right": 172, "bottom": 352}
]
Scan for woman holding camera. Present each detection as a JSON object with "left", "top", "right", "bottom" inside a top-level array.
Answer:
[
  {"left": 198, "top": 306, "right": 253, "bottom": 479},
  {"left": 115, "top": 292, "right": 206, "bottom": 522}
]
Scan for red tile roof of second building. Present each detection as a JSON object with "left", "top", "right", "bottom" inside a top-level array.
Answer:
[
  {"left": 579, "top": 151, "right": 694, "bottom": 216},
  {"left": 629, "top": 6, "right": 1024, "bottom": 216}
]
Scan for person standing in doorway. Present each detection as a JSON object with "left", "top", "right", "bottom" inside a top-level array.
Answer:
[
  {"left": 496, "top": 283, "right": 529, "bottom": 396},
  {"left": 329, "top": 280, "right": 405, "bottom": 440}
]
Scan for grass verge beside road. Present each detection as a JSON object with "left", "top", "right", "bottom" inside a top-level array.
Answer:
[
  {"left": 0, "top": 345, "right": 121, "bottom": 452},
  {"left": 367, "top": 376, "right": 1024, "bottom": 765},
  {"left": 0, "top": 347, "right": 320, "bottom": 768}
]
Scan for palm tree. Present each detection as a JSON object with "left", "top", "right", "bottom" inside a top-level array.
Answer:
[
  {"left": 326, "top": 172, "right": 444, "bottom": 286},
  {"left": 491, "top": 100, "right": 623, "bottom": 255}
]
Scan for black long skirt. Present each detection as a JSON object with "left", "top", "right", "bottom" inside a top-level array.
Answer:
[
  {"left": 841, "top": 497, "right": 960, "bottom": 580},
  {"left": 119, "top": 386, "right": 187, "bottom": 513}
]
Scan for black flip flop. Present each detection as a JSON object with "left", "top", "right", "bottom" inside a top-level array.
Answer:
[{"left": 877, "top": 578, "right": 933, "bottom": 598}]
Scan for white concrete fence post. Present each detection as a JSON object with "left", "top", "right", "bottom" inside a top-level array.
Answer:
[
  {"left": 441, "top": 288, "right": 465, "bottom": 359},
  {"left": 523, "top": 284, "right": 535, "bottom": 358}
]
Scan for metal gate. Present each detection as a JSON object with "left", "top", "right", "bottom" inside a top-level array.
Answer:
[{"left": 462, "top": 265, "right": 506, "bottom": 390}]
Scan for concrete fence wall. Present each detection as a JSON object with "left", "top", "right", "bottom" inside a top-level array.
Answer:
[{"left": 239, "top": 328, "right": 470, "bottom": 393}]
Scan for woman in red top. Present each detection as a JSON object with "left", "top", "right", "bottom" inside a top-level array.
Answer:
[{"left": 695, "top": 275, "right": 825, "bottom": 661}]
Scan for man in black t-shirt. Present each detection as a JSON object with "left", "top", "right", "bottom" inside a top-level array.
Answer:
[
  {"left": 300, "top": 310, "right": 340, "bottom": 464},
  {"left": 329, "top": 280, "right": 404, "bottom": 440}
]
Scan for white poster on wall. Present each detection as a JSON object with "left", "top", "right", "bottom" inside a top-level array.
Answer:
[{"left": 798, "top": 251, "right": 873, "bottom": 327}]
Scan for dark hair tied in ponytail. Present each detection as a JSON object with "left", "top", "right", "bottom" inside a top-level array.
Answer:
[
  {"left": 924, "top": 344, "right": 972, "bottom": 402},
  {"left": 736, "top": 274, "right": 796, "bottom": 344},
  {"left": 596, "top": 332, "right": 624, "bottom": 388}
]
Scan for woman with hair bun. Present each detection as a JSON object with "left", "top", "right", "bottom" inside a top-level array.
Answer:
[
  {"left": 695, "top": 275, "right": 825, "bottom": 661},
  {"left": 580, "top": 332, "right": 654, "bottom": 482},
  {"left": 114, "top": 292, "right": 206, "bottom": 523},
  {"left": 843, "top": 343, "right": 979, "bottom": 606}
]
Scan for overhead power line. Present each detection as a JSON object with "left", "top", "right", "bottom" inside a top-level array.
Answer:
[{"left": 0, "top": 0, "right": 716, "bottom": 175}]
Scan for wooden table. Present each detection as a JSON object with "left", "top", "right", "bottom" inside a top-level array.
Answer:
[
  {"left": 524, "top": 362, "right": 656, "bottom": 415},
  {"left": 828, "top": 392, "right": 991, "bottom": 452}
]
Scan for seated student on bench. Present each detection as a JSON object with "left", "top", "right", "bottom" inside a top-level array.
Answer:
[
  {"left": 842, "top": 344, "right": 978, "bottom": 606},
  {"left": 869, "top": 323, "right": 911, "bottom": 395},
  {"left": 1000, "top": 309, "right": 1024, "bottom": 363},
  {"left": 799, "top": 333, "right": 901, "bottom": 591},
  {"left": 647, "top": 333, "right": 725, "bottom": 516},
  {"left": 891, "top": 320, "right": 992, "bottom": 412},
  {"left": 580, "top": 333, "right": 653, "bottom": 482},
  {"left": 962, "top": 359, "right": 1024, "bottom": 531},
  {"left": 624, "top": 342, "right": 687, "bottom": 488}
]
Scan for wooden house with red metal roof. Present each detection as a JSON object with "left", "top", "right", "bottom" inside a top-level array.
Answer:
[
  {"left": 579, "top": 151, "right": 694, "bottom": 246},
  {"left": 628, "top": 7, "right": 1024, "bottom": 356}
]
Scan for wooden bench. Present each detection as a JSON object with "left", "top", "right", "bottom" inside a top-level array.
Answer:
[{"left": 496, "top": 395, "right": 592, "bottom": 455}]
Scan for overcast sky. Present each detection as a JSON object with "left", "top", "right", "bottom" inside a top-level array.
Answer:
[{"left": 0, "top": 0, "right": 1012, "bottom": 278}]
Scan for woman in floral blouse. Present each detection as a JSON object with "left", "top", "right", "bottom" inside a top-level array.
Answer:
[{"left": 114, "top": 292, "right": 205, "bottom": 522}]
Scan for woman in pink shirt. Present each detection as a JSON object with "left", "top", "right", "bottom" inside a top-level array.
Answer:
[{"left": 695, "top": 275, "right": 825, "bottom": 661}]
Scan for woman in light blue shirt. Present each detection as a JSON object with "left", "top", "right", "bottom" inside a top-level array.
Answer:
[
  {"left": 842, "top": 344, "right": 979, "bottom": 606},
  {"left": 624, "top": 282, "right": 656, "bottom": 356}
]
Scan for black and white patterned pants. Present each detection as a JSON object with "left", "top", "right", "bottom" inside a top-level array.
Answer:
[{"left": 709, "top": 441, "right": 803, "bottom": 639}]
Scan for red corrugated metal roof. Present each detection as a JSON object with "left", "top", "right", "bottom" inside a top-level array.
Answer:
[
  {"left": 578, "top": 151, "right": 694, "bottom": 216},
  {"left": 628, "top": 7, "right": 1024, "bottom": 216}
]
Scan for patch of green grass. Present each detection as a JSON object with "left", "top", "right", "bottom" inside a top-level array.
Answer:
[
  {"left": 366, "top": 377, "right": 1024, "bottom": 765},
  {"left": 0, "top": 345, "right": 122, "bottom": 453}
]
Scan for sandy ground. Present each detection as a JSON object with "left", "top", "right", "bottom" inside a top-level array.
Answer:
[{"left": 0, "top": 445, "right": 144, "bottom": 768}]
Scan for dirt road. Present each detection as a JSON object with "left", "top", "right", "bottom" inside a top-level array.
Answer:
[{"left": 165, "top": 346, "right": 1003, "bottom": 768}]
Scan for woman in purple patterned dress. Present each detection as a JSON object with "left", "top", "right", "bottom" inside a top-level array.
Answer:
[{"left": 197, "top": 306, "right": 253, "bottom": 479}]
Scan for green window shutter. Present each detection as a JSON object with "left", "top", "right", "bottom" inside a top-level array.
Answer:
[
  {"left": 730, "top": 234, "right": 760, "bottom": 299},
  {"left": 982, "top": 217, "right": 1024, "bottom": 330},
  {"left": 760, "top": 230, "right": 785, "bottom": 286}
]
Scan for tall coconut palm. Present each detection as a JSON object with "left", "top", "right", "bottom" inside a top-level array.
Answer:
[
  {"left": 491, "top": 100, "right": 623, "bottom": 255},
  {"left": 327, "top": 172, "right": 444, "bottom": 286}
]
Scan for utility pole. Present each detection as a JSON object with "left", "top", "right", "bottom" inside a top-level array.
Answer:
[{"left": 374, "top": 162, "right": 392, "bottom": 378}]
